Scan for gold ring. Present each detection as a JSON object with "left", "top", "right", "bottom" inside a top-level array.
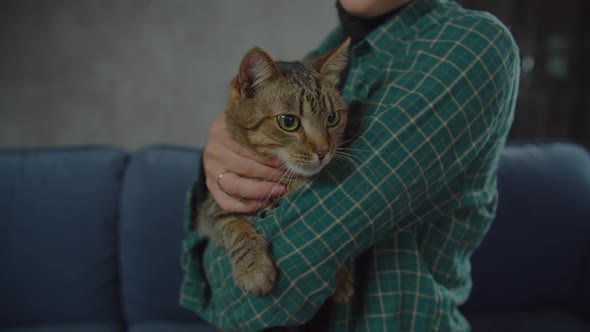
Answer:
[{"left": 216, "top": 170, "right": 232, "bottom": 194}]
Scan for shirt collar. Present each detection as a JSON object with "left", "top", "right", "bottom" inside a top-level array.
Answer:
[
  {"left": 337, "top": 1, "right": 404, "bottom": 46},
  {"left": 364, "top": 0, "right": 446, "bottom": 50},
  {"left": 326, "top": 0, "right": 447, "bottom": 54}
]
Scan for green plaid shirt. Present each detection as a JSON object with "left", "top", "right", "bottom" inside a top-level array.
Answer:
[{"left": 180, "top": 0, "right": 520, "bottom": 330}]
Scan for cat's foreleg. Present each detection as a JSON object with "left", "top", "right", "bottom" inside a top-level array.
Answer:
[
  {"left": 201, "top": 208, "right": 276, "bottom": 296},
  {"left": 332, "top": 265, "right": 354, "bottom": 303}
]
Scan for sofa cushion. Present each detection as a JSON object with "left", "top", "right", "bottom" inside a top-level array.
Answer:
[
  {"left": 467, "top": 311, "right": 590, "bottom": 332},
  {"left": 0, "top": 323, "right": 123, "bottom": 332},
  {"left": 119, "top": 146, "right": 203, "bottom": 324},
  {"left": 126, "top": 322, "right": 216, "bottom": 332},
  {"left": 0, "top": 147, "right": 127, "bottom": 326},
  {"left": 463, "top": 142, "right": 590, "bottom": 312}
]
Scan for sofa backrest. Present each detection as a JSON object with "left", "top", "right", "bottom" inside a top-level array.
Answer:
[
  {"left": 2, "top": 142, "right": 588, "bottom": 327},
  {"left": 118, "top": 145, "right": 204, "bottom": 325},
  {"left": 0, "top": 147, "right": 127, "bottom": 327},
  {"left": 463, "top": 142, "right": 590, "bottom": 313}
]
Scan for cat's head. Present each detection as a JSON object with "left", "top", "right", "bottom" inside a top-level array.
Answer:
[{"left": 225, "top": 39, "right": 350, "bottom": 177}]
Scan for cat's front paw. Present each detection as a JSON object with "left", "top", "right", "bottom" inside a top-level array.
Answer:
[
  {"left": 231, "top": 235, "right": 276, "bottom": 296},
  {"left": 332, "top": 265, "right": 354, "bottom": 303}
]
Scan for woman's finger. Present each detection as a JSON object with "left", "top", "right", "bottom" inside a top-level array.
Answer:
[
  {"left": 206, "top": 177, "right": 270, "bottom": 214},
  {"left": 215, "top": 171, "right": 286, "bottom": 201},
  {"left": 225, "top": 136, "right": 283, "bottom": 169},
  {"left": 202, "top": 111, "right": 292, "bottom": 213},
  {"left": 204, "top": 144, "right": 288, "bottom": 182},
  {"left": 209, "top": 112, "right": 284, "bottom": 169}
]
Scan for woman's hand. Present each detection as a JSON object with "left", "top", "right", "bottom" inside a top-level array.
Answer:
[{"left": 203, "top": 112, "right": 288, "bottom": 213}]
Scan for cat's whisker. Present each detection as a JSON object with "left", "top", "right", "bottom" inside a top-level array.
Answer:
[
  {"left": 332, "top": 155, "right": 372, "bottom": 194},
  {"left": 338, "top": 146, "right": 400, "bottom": 159},
  {"left": 280, "top": 163, "right": 309, "bottom": 218},
  {"left": 338, "top": 134, "right": 363, "bottom": 147},
  {"left": 348, "top": 157, "right": 379, "bottom": 186},
  {"left": 338, "top": 148, "right": 400, "bottom": 183},
  {"left": 256, "top": 164, "right": 290, "bottom": 209},
  {"left": 337, "top": 136, "right": 359, "bottom": 146},
  {"left": 259, "top": 165, "right": 289, "bottom": 206},
  {"left": 261, "top": 163, "right": 289, "bottom": 183},
  {"left": 277, "top": 167, "right": 298, "bottom": 219},
  {"left": 333, "top": 154, "right": 364, "bottom": 177},
  {"left": 333, "top": 150, "right": 380, "bottom": 192},
  {"left": 335, "top": 150, "right": 375, "bottom": 171}
]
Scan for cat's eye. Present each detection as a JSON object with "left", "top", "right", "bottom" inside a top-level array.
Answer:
[
  {"left": 276, "top": 114, "right": 300, "bottom": 132},
  {"left": 326, "top": 111, "right": 340, "bottom": 127}
]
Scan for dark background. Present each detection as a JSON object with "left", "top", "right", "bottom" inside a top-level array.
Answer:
[
  {"left": 1, "top": 1, "right": 588, "bottom": 149},
  {"left": 458, "top": 0, "right": 590, "bottom": 148}
]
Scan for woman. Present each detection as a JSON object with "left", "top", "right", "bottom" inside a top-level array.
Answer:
[{"left": 181, "top": 0, "right": 520, "bottom": 330}]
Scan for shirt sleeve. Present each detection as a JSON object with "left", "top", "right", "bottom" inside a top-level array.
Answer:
[{"left": 191, "top": 14, "right": 520, "bottom": 330}]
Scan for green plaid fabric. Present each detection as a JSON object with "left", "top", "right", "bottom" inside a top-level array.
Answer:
[{"left": 180, "top": 0, "right": 520, "bottom": 331}]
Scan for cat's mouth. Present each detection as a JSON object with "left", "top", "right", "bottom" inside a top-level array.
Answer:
[
  {"left": 286, "top": 161, "right": 328, "bottom": 177},
  {"left": 277, "top": 150, "right": 333, "bottom": 177}
]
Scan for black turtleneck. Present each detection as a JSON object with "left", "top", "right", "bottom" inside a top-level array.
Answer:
[
  {"left": 336, "top": 1, "right": 406, "bottom": 46},
  {"left": 335, "top": 1, "right": 407, "bottom": 92}
]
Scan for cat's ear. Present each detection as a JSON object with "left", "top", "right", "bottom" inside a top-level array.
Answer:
[
  {"left": 237, "top": 47, "right": 280, "bottom": 98},
  {"left": 307, "top": 38, "right": 350, "bottom": 85}
]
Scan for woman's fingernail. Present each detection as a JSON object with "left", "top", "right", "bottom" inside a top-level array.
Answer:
[
  {"left": 264, "top": 159, "right": 283, "bottom": 168},
  {"left": 271, "top": 185, "right": 286, "bottom": 197}
]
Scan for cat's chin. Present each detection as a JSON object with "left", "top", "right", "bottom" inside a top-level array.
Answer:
[
  {"left": 284, "top": 157, "right": 332, "bottom": 178},
  {"left": 286, "top": 163, "right": 323, "bottom": 178},
  {"left": 276, "top": 150, "right": 332, "bottom": 177}
]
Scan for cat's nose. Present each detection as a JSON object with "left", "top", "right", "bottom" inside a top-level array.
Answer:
[{"left": 316, "top": 150, "right": 329, "bottom": 161}]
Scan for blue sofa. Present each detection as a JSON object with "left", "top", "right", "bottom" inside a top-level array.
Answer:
[{"left": 1, "top": 142, "right": 589, "bottom": 332}]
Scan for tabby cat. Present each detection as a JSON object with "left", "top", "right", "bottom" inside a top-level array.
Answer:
[{"left": 195, "top": 39, "right": 353, "bottom": 302}]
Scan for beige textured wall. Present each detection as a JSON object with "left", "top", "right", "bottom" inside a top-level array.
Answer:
[{"left": 0, "top": 1, "right": 337, "bottom": 150}]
